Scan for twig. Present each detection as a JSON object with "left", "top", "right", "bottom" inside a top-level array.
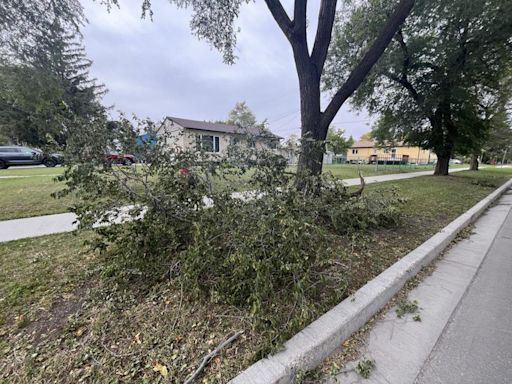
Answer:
[
  {"left": 349, "top": 171, "right": 366, "bottom": 197},
  {"left": 171, "top": 281, "right": 184, "bottom": 331},
  {"left": 184, "top": 330, "right": 243, "bottom": 384}
]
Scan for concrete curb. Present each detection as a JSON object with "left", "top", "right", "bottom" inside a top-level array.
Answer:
[{"left": 230, "top": 178, "right": 512, "bottom": 384}]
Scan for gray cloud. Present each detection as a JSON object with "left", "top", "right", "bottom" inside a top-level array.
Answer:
[{"left": 82, "top": 0, "right": 374, "bottom": 139}]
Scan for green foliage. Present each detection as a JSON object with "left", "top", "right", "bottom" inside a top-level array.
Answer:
[
  {"left": 61, "top": 117, "right": 404, "bottom": 356},
  {"left": 326, "top": 127, "right": 353, "bottom": 155},
  {"left": 395, "top": 299, "right": 419, "bottom": 319},
  {"left": 227, "top": 101, "right": 258, "bottom": 130},
  {"left": 0, "top": 0, "right": 106, "bottom": 147},
  {"left": 355, "top": 358, "right": 375, "bottom": 379},
  {"left": 325, "top": 0, "right": 512, "bottom": 163}
]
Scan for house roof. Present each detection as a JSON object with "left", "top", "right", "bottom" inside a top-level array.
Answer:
[
  {"left": 351, "top": 140, "right": 376, "bottom": 148},
  {"left": 165, "top": 116, "right": 282, "bottom": 139}
]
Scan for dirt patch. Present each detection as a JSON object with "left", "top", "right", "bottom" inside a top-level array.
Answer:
[{"left": 20, "top": 283, "right": 91, "bottom": 347}]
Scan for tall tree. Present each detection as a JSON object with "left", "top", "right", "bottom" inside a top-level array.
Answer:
[
  {"left": 226, "top": 101, "right": 270, "bottom": 134},
  {"left": 326, "top": 127, "right": 353, "bottom": 155},
  {"left": 0, "top": 1, "right": 106, "bottom": 147},
  {"left": 103, "top": 0, "right": 415, "bottom": 184},
  {"left": 325, "top": 0, "right": 512, "bottom": 175}
]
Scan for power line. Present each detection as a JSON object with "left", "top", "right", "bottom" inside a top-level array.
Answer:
[{"left": 268, "top": 108, "right": 300, "bottom": 124}]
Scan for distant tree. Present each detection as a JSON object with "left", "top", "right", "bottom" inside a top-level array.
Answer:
[
  {"left": 102, "top": 0, "right": 415, "bottom": 186},
  {"left": 227, "top": 101, "right": 258, "bottom": 129},
  {"left": 324, "top": 0, "right": 512, "bottom": 175},
  {"left": 284, "top": 133, "right": 300, "bottom": 150},
  {"left": 326, "top": 127, "right": 353, "bottom": 155},
  {"left": 359, "top": 132, "right": 373, "bottom": 141}
]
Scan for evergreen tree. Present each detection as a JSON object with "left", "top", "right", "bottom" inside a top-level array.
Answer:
[{"left": 0, "top": 1, "right": 106, "bottom": 147}]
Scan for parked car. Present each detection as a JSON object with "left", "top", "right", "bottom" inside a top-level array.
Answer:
[
  {"left": 449, "top": 159, "right": 462, "bottom": 164},
  {"left": 0, "top": 146, "right": 64, "bottom": 169},
  {"left": 104, "top": 153, "right": 137, "bottom": 165}
]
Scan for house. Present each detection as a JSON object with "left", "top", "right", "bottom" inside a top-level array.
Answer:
[
  {"left": 157, "top": 116, "right": 282, "bottom": 155},
  {"left": 347, "top": 139, "right": 437, "bottom": 164}
]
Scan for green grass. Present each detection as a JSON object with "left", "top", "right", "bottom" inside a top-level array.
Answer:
[
  {"left": 0, "top": 166, "right": 64, "bottom": 177},
  {"left": 0, "top": 169, "right": 510, "bottom": 383},
  {"left": 0, "top": 176, "right": 75, "bottom": 220},
  {"left": 0, "top": 163, "right": 476, "bottom": 221}
]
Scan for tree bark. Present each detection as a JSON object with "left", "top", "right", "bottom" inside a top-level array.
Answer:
[
  {"left": 434, "top": 155, "right": 450, "bottom": 175},
  {"left": 470, "top": 154, "right": 479, "bottom": 171}
]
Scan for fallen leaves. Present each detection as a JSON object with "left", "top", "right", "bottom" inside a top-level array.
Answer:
[{"left": 153, "top": 361, "right": 168, "bottom": 378}]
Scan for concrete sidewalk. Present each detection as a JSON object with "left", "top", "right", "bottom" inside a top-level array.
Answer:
[
  {"left": 0, "top": 167, "right": 469, "bottom": 243},
  {"left": 332, "top": 188, "right": 512, "bottom": 384},
  {"left": 416, "top": 194, "right": 512, "bottom": 384},
  {"left": 342, "top": 166, "right": 468, "bottom": 186}
]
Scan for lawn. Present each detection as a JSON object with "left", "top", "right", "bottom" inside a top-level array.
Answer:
[
  {"left": 0, "top": 163, "right": 470, "bottom": 221},
  {"left": 0, "top": 176, "right": 75, "bottom": 221},
  {"left": 1, "top": 168, "right": 510, "bottom": 383},
  {"left": 0, "top": 166, "right": 64, "bottom": 177}
]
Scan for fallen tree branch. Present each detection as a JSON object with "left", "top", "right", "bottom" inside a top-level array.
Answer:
[
  {"left": 350, "top": 171, "right": 366, "bottom": 197},
  {"left": 184, "top": 330, "right": 244, "bottom": 384}
]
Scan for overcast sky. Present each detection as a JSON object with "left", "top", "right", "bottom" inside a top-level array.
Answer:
[{"left": 82, "top": 0, "right": 375, "bottom": 140}]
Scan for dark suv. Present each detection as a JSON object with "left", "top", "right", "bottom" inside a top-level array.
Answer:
[{"left": 0, "top": 146, "right": 64, "bottom": 169}]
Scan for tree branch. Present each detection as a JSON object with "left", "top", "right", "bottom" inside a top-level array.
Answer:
[
  {"left": 264, "top": 0, "right": 293, "bottom": 41},
  {"left": 292, "top": 0, "right": 307, "bottom": 37},
  {"left": 184, "top": 331, "right": 243, "bottom": 384},
  {"left": 310, "top": 0, "right": 338, "bottom": 73},
  {"left": 321, "top": 0, "right": 415, "bottom": 129}
]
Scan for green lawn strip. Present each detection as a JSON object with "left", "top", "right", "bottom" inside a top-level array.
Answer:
[
  {"left": 0, "top": 163, "right": 472, "bottom": 221},
  {"left": 0, "top": 177, "right": 75, "bottom": 221},
  {"left": 0, "top": 167, "right": 64, "bottom": 177},
  {"left": 0, "top": 169, "right": 510, "bottom": 383}
]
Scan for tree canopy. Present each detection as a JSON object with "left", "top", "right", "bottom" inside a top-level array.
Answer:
[
  {"left": 325, "top": 0, "right": 512, "bottom": 175},
  {"left": 326, "top": 127, "right": 353, "bottom": 155}
]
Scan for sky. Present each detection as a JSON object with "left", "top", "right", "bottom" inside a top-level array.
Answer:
[{"left": 82, "top": 0, "right": 375, "bottom": 140}]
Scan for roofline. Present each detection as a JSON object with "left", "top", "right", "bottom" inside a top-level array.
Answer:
[{"left": 164, "top": 116, "right": 283, "bottom": 139}]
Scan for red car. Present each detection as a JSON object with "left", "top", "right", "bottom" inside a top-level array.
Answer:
[{"left": 105, "top": 153, "right": 137, "bottom": 165}]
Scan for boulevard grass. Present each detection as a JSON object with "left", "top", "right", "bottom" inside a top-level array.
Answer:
[
  {"left": 0, "top": 176, "right": 75, "bottom": 220},
  {"left": 0, "top": 168, "right": 511, "bottom": 383},
  {"left": 0, "top": 162, "right": 466, "bottom": 220}
]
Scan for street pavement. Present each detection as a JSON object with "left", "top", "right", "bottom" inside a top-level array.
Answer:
[{"left": 331, "top": 189, "right": 512, "bottom": 384}]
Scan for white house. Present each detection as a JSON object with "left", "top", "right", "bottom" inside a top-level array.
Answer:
[{"left": 157, "top": 116, "right": 282, "bottom": 155}]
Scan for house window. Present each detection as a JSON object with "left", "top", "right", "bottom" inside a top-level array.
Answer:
[
  {"left": 391, "top": 148, "right": 397, "bottom": 159},
  {"left": 352, "top": 149, "right": 358, "bottom": 155},
  {"left": 196, "top": 135, "right": 220, "bottom": 153}
]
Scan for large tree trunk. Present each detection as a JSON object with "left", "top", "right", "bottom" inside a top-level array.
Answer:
[
  {"left": 434, "top": 155, "right": 450, "bottom": 175},
  {"left": 295, "top": 78, "right": 324, "bottom": 180},
  {"left": 470, "top": 154, "right": 479, "bottom": 171},
  {"left": 292, "top": 35, "right": 325, "bottom": 186}
]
